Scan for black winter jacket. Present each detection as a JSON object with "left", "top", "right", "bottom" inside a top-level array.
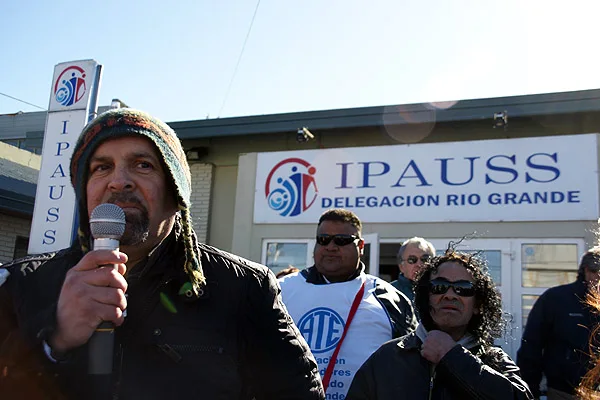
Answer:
[
  {"left": 347, "top": 332, "right": 533, "bottom": 400},
  {"left": 517, "top": 279, "right": 600, "bottom": 397},
  {"left": 0, "top": 233, "right": 325, "bottom": 400}
]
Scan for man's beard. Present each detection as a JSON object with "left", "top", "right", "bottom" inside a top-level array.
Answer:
[
  {"left": 121, "top": 211, "right": 149, "bottom": 246},
  {"left": 105, "top": 193, "right": 150, "bottom": 246}
]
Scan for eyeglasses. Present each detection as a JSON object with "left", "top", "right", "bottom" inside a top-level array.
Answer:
[
  {"left": 403, "top": 255, "right": 431, "bottom": 264},
  {"left": 316, "top": 234, "right": 360, "bottom": 246},
  {"left": 429, "top": 278, "right": 476, "bottom": 297}
]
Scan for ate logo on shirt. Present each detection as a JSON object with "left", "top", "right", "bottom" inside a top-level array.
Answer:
[{"left": 297, "top": 307, "right": 345, "bottom": 353}]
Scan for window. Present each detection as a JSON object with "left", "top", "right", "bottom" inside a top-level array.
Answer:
[
  {"left": 262, "top": 240, "right": 313, "bottom": 276},
  {"left": 2, "top": 138, "right": 42, "bottom": 154},
  {"left": 521, "top": 294, "right": 539, "bottom": 330},
  {"left": 521, "top": 243, "right": 578, "bottom": 287},
  {"left": 13, "top": 236, "right": 29, "bottom": 260}
]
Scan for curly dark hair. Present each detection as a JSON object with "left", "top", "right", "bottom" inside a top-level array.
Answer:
[{"left": 414, "top": 249, "right": 504, "bottom": 344}]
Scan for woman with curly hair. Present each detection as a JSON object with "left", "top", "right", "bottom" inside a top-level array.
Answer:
[{"left": 347, "top": 249, "right": 533, "bottom": 399}]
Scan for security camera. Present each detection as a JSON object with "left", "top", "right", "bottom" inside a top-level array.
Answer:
[
  {"left": 297, "top": 127, "right": 314, "bottom": 142},
  {"left": 493, "top": 110, "right": 508, "bottom": 129}
]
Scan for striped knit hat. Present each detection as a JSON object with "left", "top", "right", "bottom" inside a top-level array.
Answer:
[{"left": 70, "top": 108, "right": 205, "bottom": 296}]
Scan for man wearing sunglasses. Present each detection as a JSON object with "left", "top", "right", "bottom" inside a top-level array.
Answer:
[
  {"left": 517, "top": 247, "right": 600, "bottom": 400},
  {"left": 347, "top": 250, "right": 533, "bottom": 400},
  {"left": 391, "top": 237, "right": 435, "bottom": 304},
  {"left": 278, "top": 208, "right": 416, "bottom": 399}
]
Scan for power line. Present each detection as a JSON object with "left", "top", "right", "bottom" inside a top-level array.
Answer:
[
  {"left": 218, "top": 0, "right": 261, "bottom": 117},
  {"left": 0, "top": 91, "right": 46, "bottom": 111}
]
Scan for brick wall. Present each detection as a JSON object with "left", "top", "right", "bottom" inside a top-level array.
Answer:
[
  {"left": 0, "top": 213, "right": 31, "bottom": 264},
  {"left": 189, "top": 163, "right": 214, "bottom": 244}
]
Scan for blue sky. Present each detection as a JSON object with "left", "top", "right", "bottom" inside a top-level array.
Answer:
[{"left": 2, "top": 0, "right": 600, "bottom": 123}]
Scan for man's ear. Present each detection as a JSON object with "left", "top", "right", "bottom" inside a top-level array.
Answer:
[{"left": 358, "top": 238, "right": 365, "bottom": 256}]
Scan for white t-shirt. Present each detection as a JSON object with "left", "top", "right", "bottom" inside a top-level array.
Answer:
[{"left": 279, "top": 271, "right": 392, "bottom": 399}]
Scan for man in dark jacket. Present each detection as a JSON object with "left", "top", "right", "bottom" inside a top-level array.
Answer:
[
  {"left": 390, "top": 237, "right": 435, "bottom": 304},
  {"left": 0, "top": 108, "right": 324, "bottom": 399},
  {"left": 517, "top": 246, "right": 600, "bottom": 399},
  {"left": 347, "top": 249, "right": 533, "bottom": 400},
  {"left": 278, "top": 208, "right": 416, "bottom": 399}
]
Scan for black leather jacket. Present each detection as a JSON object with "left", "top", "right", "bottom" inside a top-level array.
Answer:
[
  {"left": 0, "top": 232, "right": 325, "bottom": 400},
  {"left": 347, "top": 332, "right": 533, "bottom": 400}
]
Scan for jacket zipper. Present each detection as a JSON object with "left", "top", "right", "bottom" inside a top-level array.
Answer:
[
  {"left": 156, "top": 343, "right": 225, "bottom": 363},
  {"left": 428, "top": 364, "right": 436, "bottom": 400},
  {"left": 111, "top": 344, "right": 124, "bottom": 400},
  {"left": 112, "top": 278, "right": 172, "bottom": 398}
]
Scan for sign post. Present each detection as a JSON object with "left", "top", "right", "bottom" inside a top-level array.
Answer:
[{"left": 28, "top": 60, "right": 102, "bottom": 254}]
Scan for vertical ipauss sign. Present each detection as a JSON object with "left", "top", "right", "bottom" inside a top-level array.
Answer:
[{"left": 28, "top": 60, "right": 102, "bottom": 255}]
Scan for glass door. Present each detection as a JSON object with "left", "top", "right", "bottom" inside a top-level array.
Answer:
[
  {"left": 362, "top": 233, "right": 380, "bottom": 277},
  {"left": 511, "top": 239, "right": 584, "bottom": 357}
]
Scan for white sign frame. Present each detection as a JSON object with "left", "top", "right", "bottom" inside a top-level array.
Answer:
[
  {"left": 253, "top": 134, "right": 600, "bottom": 224},
  {"left": 28, "top": 60, "right": 101, "bottom": 254}
]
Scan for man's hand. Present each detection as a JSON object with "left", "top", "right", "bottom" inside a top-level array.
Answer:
[
  {"left": 50, "top": 250, "right": 128, "bottom": 354},
  {"left": 420, "top": 330, "right": 457, "bottom": 364}
]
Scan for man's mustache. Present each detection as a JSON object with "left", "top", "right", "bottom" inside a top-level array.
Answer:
[{"left": 105, "top": 193, "right": 147, "bottom": 215}]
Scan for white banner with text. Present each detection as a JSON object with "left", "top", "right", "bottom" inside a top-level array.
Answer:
[{"left": 253, "top": 134, "right": 600, "bottom": 223}]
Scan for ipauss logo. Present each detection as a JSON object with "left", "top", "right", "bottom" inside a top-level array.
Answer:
[
  {"left": 297, "top": 307, "right": 345, "bottom": 354},
  {"left": 54, "top": 66, "right": 87, "bottom": 106},
  {"left": 264, "top": 158, "right": 318, "bottom": 217}
]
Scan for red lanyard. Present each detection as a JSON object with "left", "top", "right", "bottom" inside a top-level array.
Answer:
[{"left": 322, "top": 280, "right": 366, "bottom": 392}]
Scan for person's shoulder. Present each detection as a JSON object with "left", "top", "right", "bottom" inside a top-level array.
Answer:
[
  {"left": 541, "top": 281, "right": 580, "bottom": 298},
  {"left": 2, "top": 248, "right": 65, "bottom": 276},
  {"left": 277, "top": 270, "right": 303, "bottom": 286},
  {"left": 480, "top": 344, "right": 517, "bottom": 367},
  {"left": 2, "top": 246, "right": 80, "bottom": 285},
  {"left": 389, "top": 279, "right": 401, "bottom": 289},
  {"left": 198, "top": 243, "right": 270, "bottom": 278},
  {"left": 371, "top": 332, "right": 418, "bottom": 360},
  {"left": 0, "top": 267, "right": 9, "bottom": 288},
  {"left": 368, "top": 275, "right": 411, "bottom": 301},
  {"left": 2, "top": 252, "right": 57, "bottom": 270},
  {"left": 370, "top": 275, "right": 396, "bottom": 289}
]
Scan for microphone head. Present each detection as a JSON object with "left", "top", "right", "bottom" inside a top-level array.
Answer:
[{"left": 90, "top": 204, "right": 126, "bottom": 240}]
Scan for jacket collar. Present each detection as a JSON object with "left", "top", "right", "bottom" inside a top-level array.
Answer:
[
  {"left": 126, "top": 229, "right": 182, "bottom": 281},
  {"left": 396, "top": 274, "right": 412, "bottom": 286},
  {"left": 301, "top": 262, "right": 365, "bottom": 284},
  {"left": 396, "top": 331, "right": 486, "bottom": 357},
  {"left": 396, "top": 332, "right": 421, "bottom": 350}
]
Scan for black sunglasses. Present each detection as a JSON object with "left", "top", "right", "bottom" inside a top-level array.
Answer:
[
  {"left": 429, "top": 278, "right": 476, "bottom": 297},
  {"left": 316, "top": 234, "right": 360, "bottom": 247},
  {"left": 403, "top": 255, "right": 431, "bottom": 264}
]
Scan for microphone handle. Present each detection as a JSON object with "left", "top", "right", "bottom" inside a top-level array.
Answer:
[
  {"left": 89, "top": 237, "right": 120, "bottom": 376},
  {"left": 88, "top": 321, "right": 115, "bottom": 375}
]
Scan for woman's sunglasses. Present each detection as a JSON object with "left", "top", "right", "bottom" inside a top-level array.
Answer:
[
  {"left": 316, "top": 234, "right": 360, "bottom": 246},
  {"left": 403, "top": 255, "right": 431, "bottom": 264},
  {"left": 429, "top": 278, "right": 476, "bottom": 297}
]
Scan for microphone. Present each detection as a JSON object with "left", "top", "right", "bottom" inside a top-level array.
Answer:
[{"left": 88, "top": 203, "right": 126, "bottom": 376}]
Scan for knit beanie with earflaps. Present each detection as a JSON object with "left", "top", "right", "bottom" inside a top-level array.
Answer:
[{"left": 69, "top": 108, "right": 205, "bottom": 297}]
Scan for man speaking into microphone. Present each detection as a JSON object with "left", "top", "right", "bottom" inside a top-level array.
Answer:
[{"left": 2, "top": 109, "right": 324, "bottom": 399}]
